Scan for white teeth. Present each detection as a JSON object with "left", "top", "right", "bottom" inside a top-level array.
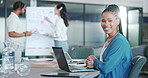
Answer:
[{"left": 105, "top": 28, "right": 110, "bottom": 30}]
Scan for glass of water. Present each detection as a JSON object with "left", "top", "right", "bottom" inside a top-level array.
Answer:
[
  {"left": 11, "top": 42, "right": 22, "bottom": 63},
  {"left": 0, "top": 58, "right": 11, "bottom": 78},
  {"left": 16, "top": 57, "right": 31, "bottom": 76},
  {"left": 0, "top": 59, "right": 4, "bottom": 78}
]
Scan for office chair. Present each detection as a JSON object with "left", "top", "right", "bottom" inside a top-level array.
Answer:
[
  {"left": 128, "top": 56, "right": 147, "bottom": 78},
  {"left": 69, "top": 47, "right": 95, "bottom": 59}
]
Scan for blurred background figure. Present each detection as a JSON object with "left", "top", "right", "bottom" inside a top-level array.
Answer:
[
  {"left": 44, "top": 3, "right": 69, "bottom": 52},
  {"left": 6, "top": 1, "right": 32, "bottom": 58}
]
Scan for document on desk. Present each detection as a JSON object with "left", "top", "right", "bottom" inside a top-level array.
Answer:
[
  {"left": 29, "top": 58, "right": 53, "bottom": 62},
  {"left": 69, "top": 59, "right": 86, "bottom": 67},
  {"left": 72, "top": 59, "right": 86, "bottom": 62},
  {"left": 68, "top": 63, "right": 86, "bottom": 67}
]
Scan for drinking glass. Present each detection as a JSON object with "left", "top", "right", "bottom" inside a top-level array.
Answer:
[
  {"left": 11, "top": 42, "right": 22, "bottom": 63},
  {"left": 16, "top": 57, "right": 31, "bottom": 76},
  {"left": 0, "top": 59, "right": 11, "bottom": 78}
]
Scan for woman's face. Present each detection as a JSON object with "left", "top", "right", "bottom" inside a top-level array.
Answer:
[
  {"left": 54, "top": 5, "right": 60, "bottom": 16},
  {"left": 101, "top": 11, "right": 119, "bottom": 35}
]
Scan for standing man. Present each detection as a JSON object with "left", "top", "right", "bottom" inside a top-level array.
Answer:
[{"left": 6, "top": 1, "right": 32, "bottom": 58}]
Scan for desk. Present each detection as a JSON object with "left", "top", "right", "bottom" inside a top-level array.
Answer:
[{"left": 9, "top": 61, "right": 100, "bottom": 78}]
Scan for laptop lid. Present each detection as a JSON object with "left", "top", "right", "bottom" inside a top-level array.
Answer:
[
  {"left": 51, "top": 51, "right": 72, "bottom": 64},
  {"left": 64, "top": 52, "right": 72, "bottom": 63},
  {"left": 52, "top": 47, "right": 70, "bottom": 72}
]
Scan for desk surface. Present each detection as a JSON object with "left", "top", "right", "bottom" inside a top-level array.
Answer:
[{"left": 9, "top": 60, "right": 100, "bottom": 78}]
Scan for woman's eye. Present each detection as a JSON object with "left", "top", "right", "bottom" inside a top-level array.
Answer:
[
  {"left": 102, "top": 20, "right": 106, "bottom": 22},
  {"left": 108, "top": 20, "right": 112, "bottom": 22}
]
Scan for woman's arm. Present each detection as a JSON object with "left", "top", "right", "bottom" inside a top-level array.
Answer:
[
  {"left": 43, "top": 17, "right": 57, "bottom": 37},
  {"left": 93, "top": 38, "right": 125, "bottom": 74},
  {"left": 44, "top": 17, "right": 52, "bottom": 23}
]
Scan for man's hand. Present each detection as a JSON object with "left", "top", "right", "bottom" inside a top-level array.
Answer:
[
  {"left": 42, "top": 33, "right": 49, "bottom": 36},
  {"left": 24, "top": 31, "right": 32, "bottom": 36}
]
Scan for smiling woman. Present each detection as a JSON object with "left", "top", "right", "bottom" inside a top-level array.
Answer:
[
  {"left": 86, "top": 4, "right": 133, "bottom": 78},
  {"left": 101, "top": 5, "right": 122, "bottom": 35}
]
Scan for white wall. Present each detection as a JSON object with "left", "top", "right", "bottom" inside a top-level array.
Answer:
[
  {"left": 130, "top": 0, "right": 148, "bottom": 13},
  {"left": 143, "top": 0, "right": 148, "bottom": 15}
]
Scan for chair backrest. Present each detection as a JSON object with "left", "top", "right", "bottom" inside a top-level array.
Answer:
[
  {"left": 69, "top": 47, "right": 95, "bottom": 59},
  {"left": 132, "top": 45, "right": 147, "bottom": 56},
  {"left": 144, "top": 45, "right": 148, "bottom": 58},
  {"left": 128, "top": 56, "right": 147, "bottom": 78}
]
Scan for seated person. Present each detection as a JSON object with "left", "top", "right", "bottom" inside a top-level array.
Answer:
[{"left": 86, "top": 4, "right": 133, "bottom": 78}]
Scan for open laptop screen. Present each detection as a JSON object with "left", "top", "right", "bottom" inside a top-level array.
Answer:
[{"left": 52, "top": 47, "right": 70, "bottom": 72}]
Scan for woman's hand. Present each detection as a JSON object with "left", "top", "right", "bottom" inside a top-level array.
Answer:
[
  {"left": 42, "top": 33, "right": 49, "bottom": 36},
  {"left": 86, "top": 55, "right": 96, "bottom": 69},
  {"left": 44, "top": 17, "right": 52, "bottom": 23}
]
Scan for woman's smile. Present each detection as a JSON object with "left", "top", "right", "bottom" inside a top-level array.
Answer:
[{"left": 103, "top": 27, "right": 111, "bottom": 31}]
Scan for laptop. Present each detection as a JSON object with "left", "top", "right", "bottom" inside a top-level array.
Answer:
[
  {"left": 52, "top": 47, "right": 94, "bottom": 72},
  {"left": 51, "top": 51, "right": 72, "bottom": 63}
]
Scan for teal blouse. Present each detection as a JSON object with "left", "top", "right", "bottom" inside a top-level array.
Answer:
[{"left": 94, "top": 33, "right": 133, "bottom": 78}]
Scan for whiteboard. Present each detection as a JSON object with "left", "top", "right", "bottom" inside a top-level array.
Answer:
[{"left": 25, "top": 7, "right": 56, "bottom": 56}]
